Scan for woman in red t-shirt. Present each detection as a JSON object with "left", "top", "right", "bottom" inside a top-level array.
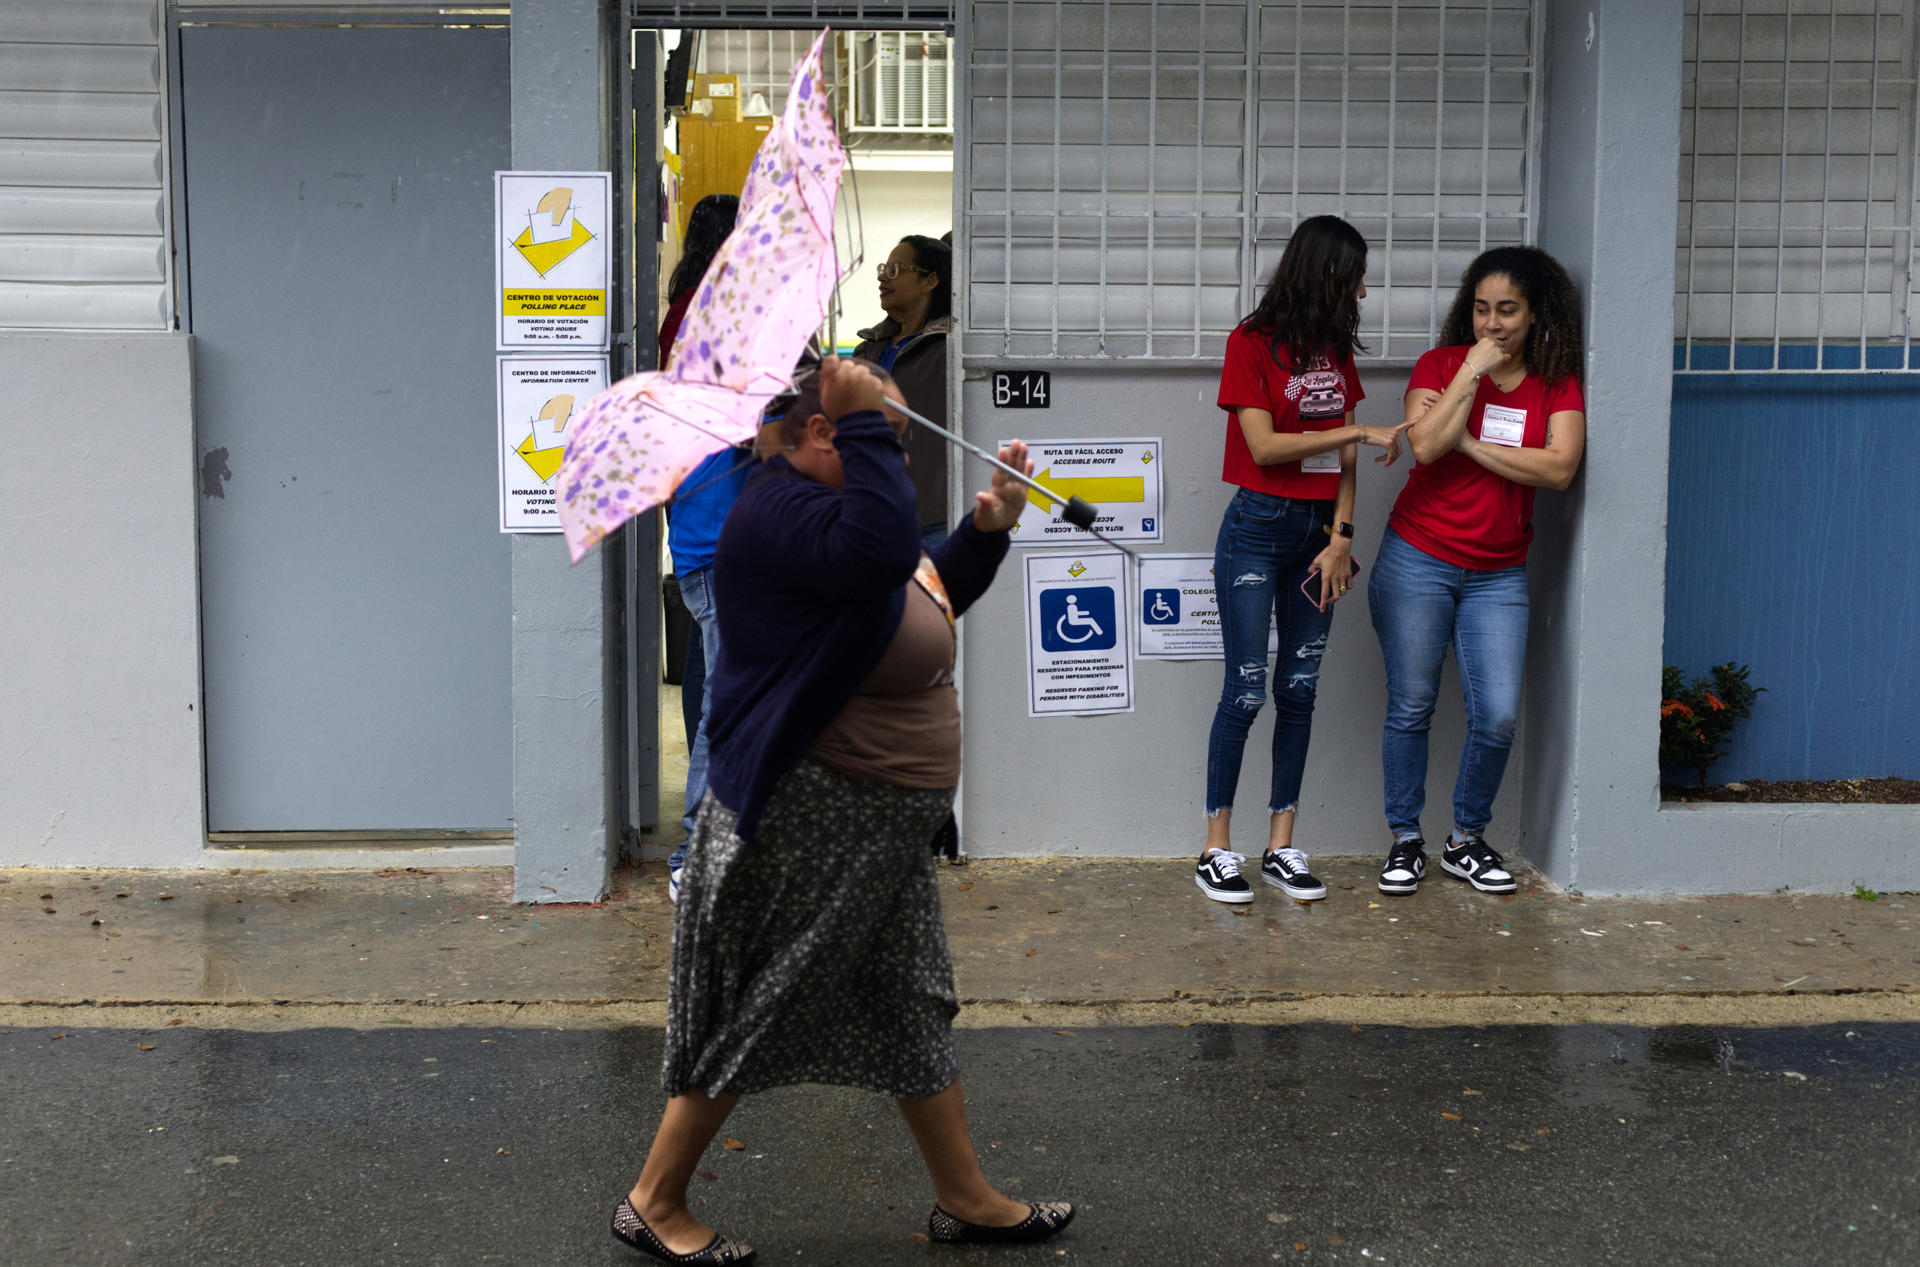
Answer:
[
  {"left": 1194, "top": 216, "right": 1411, "bottom": 907},
  {"left": 1368, "top": 246, "right": 1586, "bottom": 899}
]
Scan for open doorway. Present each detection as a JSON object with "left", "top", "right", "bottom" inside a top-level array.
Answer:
[{"left": 633, "top": 25, "right": 958, "bottom": 854}]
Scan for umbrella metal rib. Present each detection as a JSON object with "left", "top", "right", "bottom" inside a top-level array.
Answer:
[{"left": 881, "top": 395, "right": 1135, "bottom": 556}]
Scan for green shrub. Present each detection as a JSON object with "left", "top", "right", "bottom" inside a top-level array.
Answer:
[{"left": 1660, "top": 662, "right": 1764, "bottom": 786}]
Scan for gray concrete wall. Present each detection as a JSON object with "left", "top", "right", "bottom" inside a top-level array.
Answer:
[
  {"left": 957, "top": 364, "right": 1520, "bottom": 861},
  {"left": 0, "top": 333, "right": 206, "bottom": 867},
  {"left": 509, "top": 0, "right": 620, "bottom": 903}
]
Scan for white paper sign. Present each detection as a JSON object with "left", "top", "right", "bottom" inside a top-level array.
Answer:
[
  {"left": 1136, "top": 553, "right": 1282, "bottom": 660},
  {"left": 496, "top": 171, "right": 612, "bottom": 350},
  {"left": 498, "top": 355, "right": 609, "bottom": 532},
  {"left": 1024, "top": 551, "right": 1133, "bottom": 717},
  {"left": 1300, "top": 431, "right": 1343, "bottom": 473},
  {"left": 1479, "top": 402, "right": 1527, "bottom": 447},
  {"left": 1006, "top": 437, "right": 1163, "bottom": 546}
]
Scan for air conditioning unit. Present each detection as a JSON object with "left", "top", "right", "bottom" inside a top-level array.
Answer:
[{"left": 845, "top": 31, "right": 952, "bottom": 133}]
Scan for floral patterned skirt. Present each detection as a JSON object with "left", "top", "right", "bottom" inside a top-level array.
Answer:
[{"left": 663, "top": 758, "right": 960, "bottom": 1099}]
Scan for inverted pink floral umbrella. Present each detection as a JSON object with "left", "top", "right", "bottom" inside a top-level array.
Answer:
[{"left": 557, "top": 30, "right": 846, "bottom": 564}]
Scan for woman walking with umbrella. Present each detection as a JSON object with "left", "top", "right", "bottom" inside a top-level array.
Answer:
[{"left": 609, "top": 355, "right": 1074, "bottom": 1264}]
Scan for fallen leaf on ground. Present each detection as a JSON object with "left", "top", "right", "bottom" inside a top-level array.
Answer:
[
  {"left": 722, "top": 1138, "right": 745, "bottom": 1150},
  {"left": 1536, "top": 1127, "right": 1552, "bottom": 1135},
  {"left": 50, "top": 1033, "right": 67, "bottom": 1041},
  {"left": 496, "top": 1148, "right": 512, "bottom": 1156},
  {"left": 1350, "top": 1025, "right": 1364, "bottom": 1033},
  {"left": 42, "top": 907, "right": 55, "bottom": 914},
  {"left": 1054, "top": 1030, "right": 1075, "bottom": 1036},
  {"left": 38, "top": 893, "right": 52, "bottom": 900},
  {"left": 958, "top": 882, "right": 974, "bottom": 890},
  {"left": 1047, "top": 909, "right": 1063, "bottom": 914},
  {"left": 212, "top": 1156, "right": 239, "bottom": 1165},
  {"left": 1026, "top": 947, "right": 1038, "bottom": 956},
  {"left": 1440, "top": 1112, "right": 1462, "bottom": 1121},
  {"left": 137, "top": 1042, "right": 155, "bottom": 1051},
  {"left": 910, "top": 1233, "right": 931, "bottom": 1244},
  {"left": 157, "top": 893, "right": 175, "bottom": 901},
  {"left": 1462, "top": 1088, "right": 1482, "bottom": 1095}
]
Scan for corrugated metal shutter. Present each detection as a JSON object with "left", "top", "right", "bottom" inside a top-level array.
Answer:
[
  {"left": 1676, "top": 0, "right": 1920, "bottom": 371},
  {"left": 964, "top": 0, "right": 1537, "bottom": 361},
  {"left": 0, "top": 0, "right": 168, "bottom": 330}
]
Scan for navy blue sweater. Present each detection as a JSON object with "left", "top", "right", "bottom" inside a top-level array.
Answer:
[{"left": 705, "top": 409, "right": 1011, "bottom": 838}]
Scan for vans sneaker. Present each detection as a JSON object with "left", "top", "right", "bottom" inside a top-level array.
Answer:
[
  {"left": 1378, "top": 838, "right": 1427, "bottom": 894},
  {"left": 1195, "top": 850, "right": 1254, "bottom": 904},
  {"left": 1440, "top": 835, "right": 1518, "bottom": 894},
  {"left": 1260, "top": 847, "right": 1327, "bottom": 900}
]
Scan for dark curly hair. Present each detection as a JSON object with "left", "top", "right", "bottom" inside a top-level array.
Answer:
[
  {"left": 897, "top": 234, "right": 951, "bottom": 322},
  {"left": 1241, "top": 215, "right": 1368, "bottom": 368},
  {"left": 668, "top": 194, "right": 740, "bottom": 299},
  {"left": 1438, "top": 246, "right": 1584, "bottom": 387}
]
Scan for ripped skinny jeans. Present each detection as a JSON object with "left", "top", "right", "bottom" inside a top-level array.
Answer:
[{"left": 1204, "top": 488, "right": 1338, "bottom": 817}]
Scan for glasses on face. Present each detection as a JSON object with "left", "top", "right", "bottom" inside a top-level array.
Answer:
[{"left": 876, "top": 261, "right": 933, "bottom": 281}]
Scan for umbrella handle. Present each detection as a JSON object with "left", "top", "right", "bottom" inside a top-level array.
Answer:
[{"left": 881, "top": 396, "right": 1111, "bottom": 540}]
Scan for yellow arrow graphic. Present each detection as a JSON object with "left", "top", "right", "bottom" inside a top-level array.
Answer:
[
  {"left": 517, "top": 434, "right": 566, "bottom": 483},
  {"left": 1027, "top": 468, "right": 1146, "bottom": 511}
]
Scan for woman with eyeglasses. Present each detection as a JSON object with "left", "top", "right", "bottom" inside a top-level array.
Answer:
[
  {"left": 852, "top": 235, "right": 953, "bottom": 549},
  {"left": 610, "top": 356, "right": 1074, "bottom": 1265}
]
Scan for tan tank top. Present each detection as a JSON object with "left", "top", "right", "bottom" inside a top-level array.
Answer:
[{"left": 807, "top": 557, "right": 961, "bottom": 789}]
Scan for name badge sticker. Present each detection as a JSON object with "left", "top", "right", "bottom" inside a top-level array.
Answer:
[
  {"left": 1480, "top": 403, "right": 1527, "bottom": 448},
  {"left": 1300, "top": 431, "right": 1342, "bottom": 473}
]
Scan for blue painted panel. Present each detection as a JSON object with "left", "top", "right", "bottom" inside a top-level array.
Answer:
[{"left": 1666, "top": 373, "right": 1920, "bottom": 780}]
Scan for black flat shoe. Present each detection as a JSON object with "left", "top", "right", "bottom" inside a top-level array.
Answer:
[
  {"left": 928, "top": 1201, "right": 1075, "bottom": 1244},
  {"left": 611, "top": 1197, "right": 756, "bottom": 1264}
]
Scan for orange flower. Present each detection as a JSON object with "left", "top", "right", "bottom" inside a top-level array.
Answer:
[
  {"left": 1705, "top": 693, "right": 1726, "bottom": 711},
  {"left": 1660, "top": 700, "right": 1693, "bottom": 718}
]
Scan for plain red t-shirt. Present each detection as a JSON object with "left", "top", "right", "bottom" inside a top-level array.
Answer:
[
  {"left": 1389, "top": 345, "right": 1586, "bottom": 571},
  {"left": 1216, "top": 325, "right": 1364, "bottom": 500}
]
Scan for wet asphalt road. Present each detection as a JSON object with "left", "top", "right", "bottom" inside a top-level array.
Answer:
[{"left": 2, "top": 1022, "right": 1915, "bottom": 1266}]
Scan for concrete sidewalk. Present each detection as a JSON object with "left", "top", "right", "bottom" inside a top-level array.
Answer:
[{"left": 4, "top": 859, "right": 1915, "bottom": 1020}]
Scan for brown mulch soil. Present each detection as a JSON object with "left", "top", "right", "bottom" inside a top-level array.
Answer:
[{"left": 1661, "top": 777, "right": 1920, "bottom": 804}]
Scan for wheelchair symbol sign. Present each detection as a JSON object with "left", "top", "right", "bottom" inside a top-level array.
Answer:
[
  {"left": 1143, "top": 588, "right": 1180, "bottom": 626},
  {"left": 1039, "top": 586, "right": 1118, "bottom": 652}
]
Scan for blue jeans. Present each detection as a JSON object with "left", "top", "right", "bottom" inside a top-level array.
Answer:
[
  {"left": 1368, "top": 528, "right": 1528, "bottom": 838},
  {"left": 1204, "top": 489, "right": 1338, "bottom": 816},
  {"left": 670, "top": 564, "right": 723, "bottom": 866}
]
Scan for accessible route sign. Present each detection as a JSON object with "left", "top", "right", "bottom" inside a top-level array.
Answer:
[
  {"left": 496, "top": 171, "right": 611, "bottom": 350},
  {"left": 1005, "top": 437, "right": 1163, "bottom": 546}
]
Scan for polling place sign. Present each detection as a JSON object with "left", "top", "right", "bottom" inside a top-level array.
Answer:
[{"left": 496, "top": 172, "right": 611, "bottom": 350}]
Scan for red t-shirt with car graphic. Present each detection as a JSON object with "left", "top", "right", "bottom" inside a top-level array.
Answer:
[{"left": 1217, "top": 324, "right": 1364, "bottom": 500}]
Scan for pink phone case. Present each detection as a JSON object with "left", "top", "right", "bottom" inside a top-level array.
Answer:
[{"left": 1301, "top": 559, "right": 1362, "bottom": 611}]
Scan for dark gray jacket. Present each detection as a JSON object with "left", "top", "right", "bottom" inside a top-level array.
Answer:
[{"left": 852, "top": 314, "right": 953, "bottom": 529}]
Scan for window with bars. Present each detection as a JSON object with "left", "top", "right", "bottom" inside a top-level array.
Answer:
[
  {"left": 961, "top": 0, "right": 1538, "bottom": 361},
  {"left": 1675, "top": 0, "right": 1920, "bottom": 373}
]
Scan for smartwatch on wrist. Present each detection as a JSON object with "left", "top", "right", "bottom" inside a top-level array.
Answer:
[{"left": 1326, "top": 521, "right": 1355, "bottom": 540}]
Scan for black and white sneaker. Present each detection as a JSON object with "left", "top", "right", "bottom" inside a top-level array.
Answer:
[
  {"left": 1195, "top": 850, "right": 1254, "bottom": 904},
  {"left": 1378, "top": 838, "right": 1427, "bottom": 894},
  {"left": 1440, "top": 835, "right": 1518, "bottom": 894},
  {"left": 1260, "top": 847, "right": 1327, "bottom": 900}
]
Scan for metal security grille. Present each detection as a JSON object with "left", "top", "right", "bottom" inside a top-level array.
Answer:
[
  {"left": 1676, "top": 0, "right": 1920, "bottom": 373},
  {"left": 629, "top": 1, "right": 952, "bottom": 29},
  {"left": 962, "top": 0, "right": 1538, "bottom": 362}
]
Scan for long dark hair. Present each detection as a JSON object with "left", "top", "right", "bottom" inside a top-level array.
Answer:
[
  {"left": 1241, "top": 215, "right": 1368, "bottom": 367},
  {"left": 898, "top": 234, "right": 951, "bottom": 322},
  {"left": 1438, "top": 245, "right": 1584, "bottom": 387},
  {"left": 669, "top": 194, "right": 740, "bottom": 299}
]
